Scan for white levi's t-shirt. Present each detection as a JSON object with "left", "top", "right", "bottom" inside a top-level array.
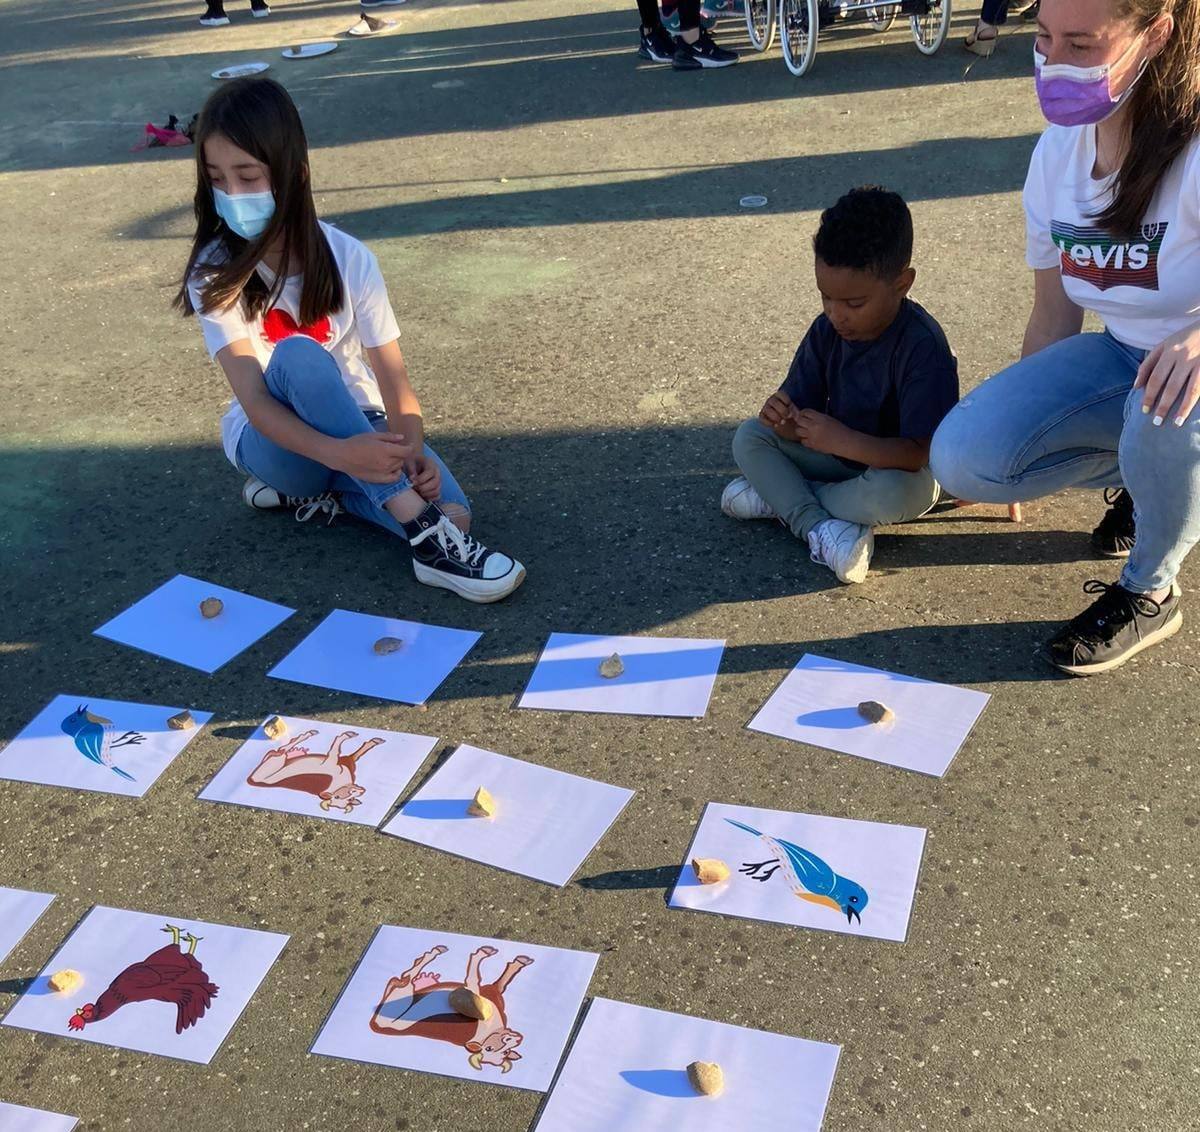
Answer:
[
  {"left": 187, "top": 221, "right": 401, "bottom": 465},
  {"left": 1024, "top": 124, "right": 1200, "bottom": 351}
]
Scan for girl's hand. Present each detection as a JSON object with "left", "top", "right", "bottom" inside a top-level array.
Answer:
[
  {"left": 1135, "top": 323, "right": 1200, "bottom": 427},
  {"left": 406, "top": 454, "right": 442, "bottom": 502},
  {"left": 332, "top": 433, "right": 411, "bottom": 483}
]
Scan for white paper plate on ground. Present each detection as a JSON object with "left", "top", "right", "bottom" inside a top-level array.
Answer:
[
  {"left": 282, "top": 42, "right": 338, "bottom": 59},
  {"left": 212, "top": 61, "right": 270, "bottom": 79}
]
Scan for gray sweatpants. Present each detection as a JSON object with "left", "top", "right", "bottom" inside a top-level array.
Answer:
[{"left": 732, "top": 418, "right": 940, "bottom": 540}]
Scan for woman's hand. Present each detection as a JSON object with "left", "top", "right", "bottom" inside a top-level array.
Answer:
[
  {"left": 406, "top": 454, "right": 442, "bottom": 501},
  {"left": 331, "top": 433, "right": 411, "bottom": 483},
  {"left": 1135, "top": 323, "right": 1200, "bottom": 427}
]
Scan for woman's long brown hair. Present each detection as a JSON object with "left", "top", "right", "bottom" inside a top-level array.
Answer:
[
  {"left": 1099, "top": 0, "right": 1200, "bottom": 237},
  {"left": 173, "top": 77, "right": 343, "bottom": 325}
]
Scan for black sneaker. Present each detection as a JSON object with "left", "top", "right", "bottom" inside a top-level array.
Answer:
[
  {"left": 403, "top": 504, "right": 525, "bottom": 604},
  {"left": 200, "top": 2, "right": 230, "bottom": 25},
  {"left": 1091, "top": 487, "right": 1136, "bottom": 558},
  {"left": 250, "top": 0, "right": 270, "bottom": 16},
  {"left": 673, "top": 29, "right": 739, "bottom": 69},
  {"left": 1040, "top": 580, "right": 1183, "bottom": 676},
  {"left": 638, "top": 25, "right": 678, "bottom": 63}
]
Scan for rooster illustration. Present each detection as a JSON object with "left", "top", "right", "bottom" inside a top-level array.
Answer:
[
  {"left": 68, "top": 924, "right": 219, "bottom": 1035},
  {"left": 60, "top": 705, "right": 144, "bottom": 782}
]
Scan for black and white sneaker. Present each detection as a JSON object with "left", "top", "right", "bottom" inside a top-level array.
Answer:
[
  {"left": 242, "top": 477, "right": 342, "bottom": 524},
  {"left": 1040, "top": 579, "right": 1183, "bottom": 676},
  {"left": 673, "top": 29, "right": 739, "bottom": 68},
  {"left": 200, "top": 3, "right": 230, "bottom": 25},
  {"left": 250, "top": 0, "right": 270, "bottom": 16},
  {"left": 403, "top": 504, "right": 525, "bottom": 604},
  {"left": 638, "top": 25, "right": 678, "bottom": 63},
  {"left": 1091, "top": 488, "right": 1136, "bottom": 558}
]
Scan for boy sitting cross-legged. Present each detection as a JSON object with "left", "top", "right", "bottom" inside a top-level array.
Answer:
[{"left": 723, "top": 186, "right": 959, "bottom": 584}]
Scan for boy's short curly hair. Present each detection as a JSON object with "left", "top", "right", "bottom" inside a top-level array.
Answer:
[{"left": 812, "top": 186, "right": 913, "bottom": 281}]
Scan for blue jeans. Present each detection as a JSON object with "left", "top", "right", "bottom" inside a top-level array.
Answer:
[
  {"left": 930, "top": 331, "right": 1200, "bottom": 592},
  {"left": 235, "top": 336, "right": 469, "bottom": 537}
]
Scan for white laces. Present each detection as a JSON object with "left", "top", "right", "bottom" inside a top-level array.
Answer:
[
  {"left": 419, "top": 516, "right": 487, "bottom": 565},
  {"left": 293, "top": 495, "right": 343, "bottom": 526}
]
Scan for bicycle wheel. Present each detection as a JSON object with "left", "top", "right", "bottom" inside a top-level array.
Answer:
[
  {"left": 745, "top": 0, "right": 776, "bottom": 51},
  {"left": 910, "top": 0, "right": 951, "bottom": 53},
  {"left": 865, "top": 4, "right": 898, "bottom": 30},
  {"left": 780, "top": 0, "right": 818, "bottom": 75}
]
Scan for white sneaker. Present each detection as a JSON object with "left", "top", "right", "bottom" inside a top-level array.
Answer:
[
  {"left": 807, "top": 519, "right": 873, "bottom": 584},
  {"left": 409, "top": 515, "right": 526, "bottom": 603},
  {"left": 721, "top": 476, "right": 778, "bottom": 521},
  {"left": 242, "top": 477, "right": 342, "bottom": 524}
]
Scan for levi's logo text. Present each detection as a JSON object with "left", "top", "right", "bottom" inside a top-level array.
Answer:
[{"left": 1051, "top": 221, "right": 1167, "bottom": 292}]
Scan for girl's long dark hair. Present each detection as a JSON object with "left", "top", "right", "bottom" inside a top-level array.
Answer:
[
  {"left": 173, "top": 77, "right": 342, "bottom": 325},
  {"left": 1099, "top": 0, "right": 1200, "bottom": 237}
]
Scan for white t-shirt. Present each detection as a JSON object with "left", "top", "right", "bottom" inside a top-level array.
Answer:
[
  {"left": 187, "top": 221, "right": 401, "bottom": 464},
  {"left": 1024, "top": 125, "right": 1200, "bottom": 350}
]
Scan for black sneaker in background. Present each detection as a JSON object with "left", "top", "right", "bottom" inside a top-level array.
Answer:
[
  {"left": 1091, "top": 487, "right": 1136, "bottom": 558},
  {"left": 638, "top": 26, "right": 678, "bottom": 63},
  {"left": 250, "top": 0, "right": 270, "bottom": 16},
  {"left": 1040, "top": 579, "right": 1182, "bottom": 676},
  {"left": 200, "top": 2, "right": 230, "bottom": 25},
  {"left": 673, "top": 29, "right": 739, "bottom": 69}
]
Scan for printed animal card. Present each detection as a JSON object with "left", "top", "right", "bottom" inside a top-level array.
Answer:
[
  {"left": 93, "top": 574, "right": 295, "bottom": 674},
  {"left": 0, "top": 888, "right": 55, "bottom": 965},
  {"left": 380, "top": 744, "right": 634, "bottom": 886},
  {"left": 312, "top": 925, "right": 597, "bottom": 1091},
  {"left": 669, "top": 802, "right": 927, "bottom": 944},
  {"left": 0, "top": 1101, "right": 78, "bottom": 1132},
  {"left": 747, "top": 653, "right": 990, "bottom": 776},
  {"left": 1, "top": 906, "right": 288, "bottom": 1064},
  {"left": 0, "top": 695, "right": 213, "bottom": 798},
  {"left": 268, "top": 609, "right": 482, "bottom": 705},
  {"left": 532, "top": 998, "right": 840, "bottom": 1132},
  {"left": 198, "top": 715, "right": 438, "bottom": 827},
  {"left": 518, "top": 633, "right": 726, "bottom": 718}
]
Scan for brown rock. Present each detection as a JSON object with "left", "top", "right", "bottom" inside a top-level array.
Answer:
[
  {"left": 467, "top": 786, "right": 496, "bottom": 818},
  {"left": 599, "top": 653, "right": 624, "bottom": 679},
  {"left": 691, "top": 857, "right": 730, "bottom": 885},
  {"left": 373, "top": 636, "right": 404, "bottom": 655},
  {"left": 687, "top": 1061, "right": 724, "bottom": 1097},
  {"left": 263, "top": 715, "right": 288, "bottom": 740},
  {"left": 448, "top": 986, "right": 494, "bottom": 1021},
  {"left": 49, "top": 969, "right": 83, "bottom": 994},
  {"left": 167, "top": 710, "right": 195, "bottom": 731},
  {"left": 199, "top": 597, "right": 224, "bottom": 619},
  {"left": 857, "top": 700, "right": 895, "bottom": 725}
]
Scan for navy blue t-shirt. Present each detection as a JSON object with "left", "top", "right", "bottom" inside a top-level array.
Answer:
[{"left": 779, "top": 298, "right": 959, "bottom": 444}]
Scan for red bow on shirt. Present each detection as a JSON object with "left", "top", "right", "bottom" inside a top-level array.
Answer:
[{"left": 262, "top": 308, "right": 332, "bottom": 346}]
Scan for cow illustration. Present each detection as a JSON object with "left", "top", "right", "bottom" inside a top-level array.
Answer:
[
  {"left": 247, "top": 728, "right": 383, "bottom": 813},
  {"left": 369, "top": 944, "right": 533, "bottom": 1072}
]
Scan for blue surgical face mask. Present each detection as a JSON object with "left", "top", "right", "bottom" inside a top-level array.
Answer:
[{"left": 212, "top": 186, "right": 275, "bottom": 240}]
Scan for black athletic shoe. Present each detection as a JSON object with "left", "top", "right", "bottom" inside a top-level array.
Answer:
[
  {"left": 1091, "top": 487, "right": 1136, "bottom": 558},
  {"left": 673, "top": 29, "right": 739, "bottom": 68},
  {"left": 200, "top": 2, "right": 230, "bottom": 24},
  {"left": 1040, "top": 579, "right": 1183, "bottom": 676},
  {"left": 638, "top": 25, "right": 678, "bottom": 62},
  {"left": 402, "top": 503, "right": 525, "bottom": 604}
]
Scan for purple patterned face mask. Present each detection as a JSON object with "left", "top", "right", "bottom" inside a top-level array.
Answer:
[{"left": 1034, "top": 40, "right": 1148, "bottom": 127}]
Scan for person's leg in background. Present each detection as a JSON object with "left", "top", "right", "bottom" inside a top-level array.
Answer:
[
  {"left": 964, "top": 0, "right": 1008, "bottom": 55},
  {"left": 674, "top": 0, "right": 740, "bottom": 67},
  {"left": 636, "top": 0, "right": 679, "bottom": 61}
]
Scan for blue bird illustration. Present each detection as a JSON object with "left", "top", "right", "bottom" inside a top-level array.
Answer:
[
  {"left": 60, "top": 705, "right": 144, "bottom": 782},
  {"left": 726, "top": 818, "right": 868, "bottom": 925}
]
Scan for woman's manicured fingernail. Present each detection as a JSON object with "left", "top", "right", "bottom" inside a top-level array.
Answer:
[
  {"left": 1153, "top": 415, "right": 1164, "bottom": 426},
  {"left": 1175, "top": 416, "right": 1187, "bottom": 427}
]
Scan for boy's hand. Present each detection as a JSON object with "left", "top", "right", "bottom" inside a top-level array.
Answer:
[
  {"left": 792, "top": 408, "right": 848, "bottom": 456},
  {"left": 759, "top": 391, "right": 799, "bottom": 437}
]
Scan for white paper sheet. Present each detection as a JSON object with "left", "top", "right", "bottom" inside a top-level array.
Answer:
[
  {"left": 518, "top": 633, "right": 725, "bottom": 718},
  {"left": 747, "top": 653, "right": 990, "bottom": 776},
  {"left": 1, "top": 906, "right": 288, "bottom": 1064},
  {"left": 268, "top": 609, "right": 481, "bottom": 705},
  {"left": 198, "top": 715, "right": 437, "bottom": 827},
  {"left": 669, "top": 802, "right": 927, "bottom": 943},
  {"left": 93, "top": 574, "right": 295, "bottom": 674},
  {"left": 311, "top": 924, "right": 597, "bottom": 1092},
  {"left": 533, "top": 998, "right": 840, "bottom": 1132},
  {"left": 0, "top": 1101, "right": 78, "bottom": 1132},
  {"left": 0, "top": 695, "right": 213, "bottom": 798},
  {"left": 0, "top": 888, "right": 55, "bottom": 965},
  {"left": 380, "top": 744, "right": 634, "bottom": 886}
]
